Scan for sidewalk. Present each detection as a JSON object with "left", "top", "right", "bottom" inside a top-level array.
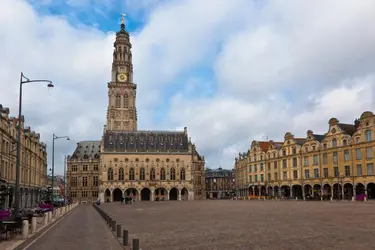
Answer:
[{"left": 23, "top": 205, "right": 123, "bottom": 250}]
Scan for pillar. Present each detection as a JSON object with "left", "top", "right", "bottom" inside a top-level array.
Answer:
[
  {"left": 289, "top": 185, "right": 292, "bottom": 198},
  {"left": 151, "top": 190, "right": 154, "bottom": 201},
  {"left": 330, "top": 185, "right": 334, "bottom": 199},
  {"left": 302, "top": 185, "right": 305, "bottom": 200},
  {"left": 178, "top": 189, "right": 181, "bottom": 201}
]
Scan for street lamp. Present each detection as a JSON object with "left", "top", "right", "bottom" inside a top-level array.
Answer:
[
  {"left": 14, "top": 73, "right": 53, "bottom": 218},
  {"left": 52, "top": 134, "right": 70, "bottom": 203}
]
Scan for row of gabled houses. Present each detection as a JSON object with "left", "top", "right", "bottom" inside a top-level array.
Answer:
[{"left": 234, "top": 111, "right": 375, "bottom": 200}]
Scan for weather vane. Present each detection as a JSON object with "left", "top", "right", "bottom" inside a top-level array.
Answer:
[{"left": 121, "top": 13, "right": 126, "bottom": 24}]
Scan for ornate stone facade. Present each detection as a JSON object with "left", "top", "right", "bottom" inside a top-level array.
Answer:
[
  {"left": 67, "top": 22, "right": 205, "bottom": 202},
  {"left": 0, "top": 105, "right": 47, "bottom": 208},
  {"left": 235, "top": 111, "right": 375, "bottom": 201}
]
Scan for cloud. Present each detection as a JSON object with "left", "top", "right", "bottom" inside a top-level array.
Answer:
[{"left": 1, "top": 0, "right": 375, "bottom": 174}]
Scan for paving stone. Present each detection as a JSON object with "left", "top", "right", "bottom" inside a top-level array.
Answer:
[{"left": 100, "top": 200, "right": 375, "bottom": 250}]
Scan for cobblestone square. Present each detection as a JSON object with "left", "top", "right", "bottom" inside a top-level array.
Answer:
[{"left": 101, "top": 200, "right": 375, "bottom": 250}]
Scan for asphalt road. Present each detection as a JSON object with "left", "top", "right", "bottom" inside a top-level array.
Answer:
[{"left": 25, "top": 204, "right": 123, "bottom": 250}]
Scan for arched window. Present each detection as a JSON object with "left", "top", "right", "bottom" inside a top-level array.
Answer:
[
  {"left": 332, "top": 138, "right": 337, "bottom": 147},
  {"left": 123, "top": 94, "right": 129, "bottom": 108},
  {"left": 107, "top": 168, "right": 113, "bottom": 181},
  {"left": 180, "top": 168, "right": 185, "bottom": 181},
  {"left": 160, "top": 168, "right": 166, "bottom": 180},
  {"left": 118, "top": 167, "right": 124, "bottom": 181},
  {"left": 129, "top": 168, "right": 134, "bottom": 181},
  {"left": 115, "top": 94, "right": 121, "bottom": 108},
  {"left": 365, "top": 130, "right": 372, "bottom": 142},
  {"left": 140, "top": 168, "right": 145, "bottom": 181},
  {"left": 170, "top": 168, "right": 176, "bottom": 180},
  {"left": 150, "top": 168, "right": 156, "bottom": 181}
]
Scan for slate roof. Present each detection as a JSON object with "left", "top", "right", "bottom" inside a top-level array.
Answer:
[
  {"left": 338, "top": 123, "right": 356, "bottom": 136},
  {"left": 312, "top": 134, "right": 325, "bottom": 142},
  {"left": 103, "top": 130, "right": 189, "bottom": 153},
  {"left": 70, "top": 141, "right": 101, "bottom": 160},
  {"left": 294, "top": 138, "right": 306, "bottom": 146}
]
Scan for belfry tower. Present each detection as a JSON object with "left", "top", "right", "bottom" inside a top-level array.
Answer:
[{"left": 106, "top": 15, "right": 137, "bottom": 131}]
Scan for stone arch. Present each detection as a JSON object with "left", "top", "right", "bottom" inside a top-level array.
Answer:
[
  {"left": 343, "top": 183, "right": 353, "bottom": 200},
  {"left": 155, "top": 187, "right": 168, "bottom": 201},
  {"left": 273, "top": 186, "right": 279, "bottom": 197},
  {"left": 323, "top": 183, "right": 331, "bottom": 200},
  {"left": 280, "top": 185, "right": 290, "bottom": 198},
  {"left": 113, "top": 188, "right": 123, "bottom": 202},
  {"left": 304, "top": 184, "right": 312, "bottom": 197},
  {"left": 356, "top": 183, "right": 365, "bottom": 193},
  {"left": 169, "top": 187, "right": 178, "bottom": 200},
  {"left": 367, "top": 183, "right": 375, "bottom": 199},
  {"left": 141, "top": 188, "right": 151, "bottom": 201},
  {"left": 181, "top": 187, "right": 188, "bottom": 200},
  {"left": 292, "top": 185, "right": 302, "bottom": 199},
  {"left": 124, "top": 188, "right": 139, "bottom": 201},
  {"left": 105, "top": 189, "right": 111, "bottom": 202}
]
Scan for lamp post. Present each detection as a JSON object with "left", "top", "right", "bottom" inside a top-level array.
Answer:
[
  {"left": 14, "top": 72, "right": 53, "bottom": 218},
  {"left": 52, "top": 134, "right": 70, "bottom": 204}
]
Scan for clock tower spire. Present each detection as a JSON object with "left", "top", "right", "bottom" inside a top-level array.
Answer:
[{"left": 106, "top": 16, "right": 137, "bottom": 131}]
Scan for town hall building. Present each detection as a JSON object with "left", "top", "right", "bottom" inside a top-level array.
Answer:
[{"left": 66, "top": 19, "right": 205, "bottom": 202}]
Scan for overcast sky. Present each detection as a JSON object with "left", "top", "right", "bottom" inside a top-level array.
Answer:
[{"left": 1, "top": 0, "right": 375, "bottom": 174}]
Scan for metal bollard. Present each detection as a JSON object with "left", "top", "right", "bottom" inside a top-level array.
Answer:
[
  {"left": 112, "top": 220, "right": 116, "bottom": 232},
  {"left": 123, "top": 230, "right": 129, "bottom": 246},
  {"left": 132, "top": 238, "right": 140, "bottom": 250},
  {"left": 117, "top": 224, "right": 121, "bottom": 237}
]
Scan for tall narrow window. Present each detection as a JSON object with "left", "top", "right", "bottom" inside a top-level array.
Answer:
[
  {"left": 118, "top": 167, "right": 124, "bottom": 181},
  {"left": 107, "top": 168, "right": 113, "bottom": 181},
  {"left": 170, "top": 168, "right": 176, "bottom": 180},
  {"left": 180, "top": 168, "right": 186, "bottom": 181},
  {"left": 150, "top": 168, "right": 156, "bottom": 181},
  {"left": 123, "top": 94, "right": 129, "bottom": 108},
  {"left": 129, "top": 168, "right": 135, "bottom": 181},
  {"left": 160, "top": 168, "right": 166, "bottom": 180},
  {"left": 365, "top": 130, "right": 372, "bottom": 142},
  {"left": 115, "top": 94, "right": 121, "bottom": 108},
  {"left": 332, "top": 138, "right": 337, "bottom": 147},
  {"left": 140, "top": 168, "right": 145, "bottom": 180}
]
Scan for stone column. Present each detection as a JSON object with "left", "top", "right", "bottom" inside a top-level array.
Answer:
[
  {"left": 178, "top": 189, "right": 181, "bottom": 201},
  {"left": 151, "top": 190, "right": 154, "bottom": 201},
  {"left": 330, "top": 185, "right": 334, "bottom": 199},
  {"left": 353, "top": 185, "right": 356, "bottom": 201},
  {"left": 302, "top": 185, "right": 305, "bottom": 200},
  {"left": 289, "top": 185, "right": 292, "bottom": 198}
]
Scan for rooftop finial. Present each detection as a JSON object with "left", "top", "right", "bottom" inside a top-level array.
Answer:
[{"left": 121, "top": 13, "right": 126, "bottom": 25}]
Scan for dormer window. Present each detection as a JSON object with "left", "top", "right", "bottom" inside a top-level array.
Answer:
[
  {"left": 343, "top": 139, "right": 347, "bottom": 146},
  {"left": 83, "top": 154, "right": 88, "bottom": 159}
]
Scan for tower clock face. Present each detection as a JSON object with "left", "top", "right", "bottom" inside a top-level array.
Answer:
[{"left": 117, "top": 73, "right": 127, "bottom": 82}]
